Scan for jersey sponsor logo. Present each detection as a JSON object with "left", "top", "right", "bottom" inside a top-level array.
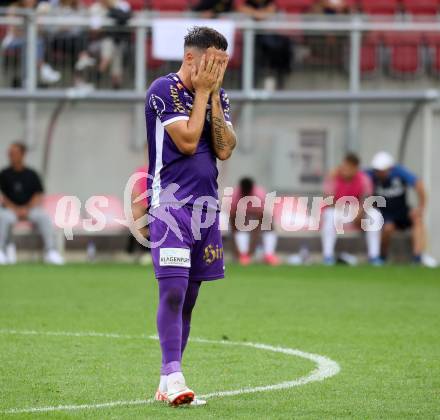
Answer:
[
  {"left": 169, "top": 85, "right": 187, "bottom": 114},
  {"left": 203, "top": 244, "right": 223, "bottom": 265},
  {"left": 376, "top": 177, "right": 405, "bottom": 198},
  {"left": 149, "top": 94, "right": 166, "bottom": 117},
  {"left": 159, "top": 247, "right": 191, "bottom": 267}
]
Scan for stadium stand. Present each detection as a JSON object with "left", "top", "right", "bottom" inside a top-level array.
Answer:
[
  {"left": 150, "top": 0, "right": 189, "bottom": 11},
  {"left": 402, "top": 0, "right": 439, "bottom": 15},
  {"left": 360, "top": 32, "right": 381, "bottom": 75},
  {"left": 275, "top": 0, "right": 315, "bottom": 14},
  {"left": 426, "top": 32, "right": 440, "bottom": 76},
  {"left": 383, "top": 31, "right": 423, "bottom": 76},
  {"left": 359, "top": 0, "right": 400, "bottom": 14}
]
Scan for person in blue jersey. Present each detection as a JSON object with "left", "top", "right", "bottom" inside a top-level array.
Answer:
[{"left": 366, "top": 151, "right": 429, "bottom": 264}]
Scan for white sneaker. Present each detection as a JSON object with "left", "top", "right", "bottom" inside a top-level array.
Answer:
[
  {"left": 75, "top": 54, "right": 96, "bottom": 71},
  {"left": 339, "top": 252, "right": 358, "bottom": 266},
  {"left": 6, "top": 243, "right": 17, "bottom": 264},
  {"left": 166, "top": 372, "right": 194, "bottom": 406},
  {"left": 263, "top": 76, "right": 277, "bottom": 91},
  {"left": 44, "top": 250, "right": 65, "bottom": 265},
  {"left": 422, "top": 254, "right": 438, "bottom": 268},
  {"left": 40, "top": 63, "right": 61, "bottom": 84},
  {"left": 0, "top": 250, "right": 8, "bottom": 265}
]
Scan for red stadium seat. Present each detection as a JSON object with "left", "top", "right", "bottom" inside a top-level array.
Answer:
[
  {"left": 276, "top": 0, "right": 314, "bottom": 13},
  {"left": 360, "top": 32, "right": 381, "bottom": 74},
  {"left": 425, "top": 32, "right": 440, "bottom": 75},
  {"left": 0, "top": 26, "right": 7, "bottom": 41},
  {"left": 79, "top": 0, "right": 95, "bottom": 7},
  {"left": 360, "top": 0, "right": 400, "bottom": 15},
  {"left": 383, "top": 32, "right": 423, "bottom": 76},
  {"left": 150, "top": 0, "right": 188, "bottom": 11},
  {"left": 127, "top": 0, "right": 146, "bottom": 10},
  {"left": 402, "top": 0, "right": 439, "bottom": 15}
]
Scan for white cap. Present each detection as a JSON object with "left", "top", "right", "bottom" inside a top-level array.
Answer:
[{"left": 371, "top": 151, "right": 395, "bottom": 171}]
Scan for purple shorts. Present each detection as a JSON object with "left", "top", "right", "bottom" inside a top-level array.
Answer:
[{"left": 149, "top": 206, "right": 224, "bottom": 281}]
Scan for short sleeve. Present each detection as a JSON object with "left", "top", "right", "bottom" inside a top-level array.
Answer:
[
  {"left": 31, "top": 170, "right": 44, "bottom": 194},
  {"left": 147, "top": 78, "right": 190, "bottom": 127},
  {"left": 0, "top": 170, "right": 5, "bottom": 194},
  {"left": 220, "top": 89, "right": 232, "bottom": 126},
  {"left": 394, "top": 165, "right": 418, "bottom": 187}
]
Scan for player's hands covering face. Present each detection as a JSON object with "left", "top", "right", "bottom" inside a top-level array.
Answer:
[
  {"left": 208, "top": 48, "right": 229, "bottom": 95},
  {"left": 191, "top": 49, "right": 228, "bottom": 95}
]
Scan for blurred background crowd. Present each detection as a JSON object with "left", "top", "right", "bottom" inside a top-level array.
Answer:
[{"left": 2, "top": 0, "right": 440, "bottom": 89}]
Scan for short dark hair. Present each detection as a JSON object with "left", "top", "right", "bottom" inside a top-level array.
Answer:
[
  {"left": 344, "top": 152, "right": 360, "bottom": 166},
  {"left": 184, "top": 26, "right": 228, "bottom": 51},
  {"left": 239, "top": 177, "right": 254, "bottom": 197},
  {"left": 11, "top": 141, "right": 27, "bottom": 155}
]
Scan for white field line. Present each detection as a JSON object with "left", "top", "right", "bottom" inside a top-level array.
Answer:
[{"left": 0, "top": 329, "right": 341, "bottom": 414}]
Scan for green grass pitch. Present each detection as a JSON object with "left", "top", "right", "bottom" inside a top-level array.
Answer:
[{"left": 1, "top": 264, "right": 439, "bottom": 419}]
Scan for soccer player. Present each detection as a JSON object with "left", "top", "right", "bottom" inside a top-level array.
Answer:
[
  {"left": 366, "top": 151, "right": 433, "bottom": 265},
  {"left": 230, "top": 177, "right": 280, "bottom": 266},
  {"left": 321, "top": 153, "right": 383, "bottom": 265},
  {"left": 144, "top": 27, "right": 236, "bottom": 406}
]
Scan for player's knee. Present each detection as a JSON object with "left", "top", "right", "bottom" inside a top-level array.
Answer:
[
  {"left": 0, "top": 209, "right": 17, "bottom": 225},
  {"left": 410, "top": 212, "right": 422, "bottom": 225},
  {"left": 383, "top": 223, "right": 395, "bottom": 234},
  {"left": 164, "top": 287, "right": 185, "bottom": 313}
]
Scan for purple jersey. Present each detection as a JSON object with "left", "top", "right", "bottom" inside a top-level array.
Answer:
[{"left": 145, "top": 73, "right": 232, "bottom": 210}]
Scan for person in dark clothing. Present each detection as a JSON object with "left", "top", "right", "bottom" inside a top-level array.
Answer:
[
  {"left": 236, "top": 0, "right": 293, "bottom": 89},
  {"left": 366, "top": 151, "right": 434, "bottom": 266},
  {"left": 0, "top": 142, "right": 64, "bottom": 265},
  {"left": 192, "top": 0, "right": 234, "bottom": 17}
]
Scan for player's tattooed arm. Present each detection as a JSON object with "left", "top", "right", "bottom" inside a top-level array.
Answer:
[{"left": 210, "top": 94, "right": 236, "bottom": 161}]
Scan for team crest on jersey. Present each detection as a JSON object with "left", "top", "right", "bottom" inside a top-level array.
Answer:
[
  {"left": 203, "top": 244, "right": 223, "bottom": 265},
  {"left": 149, "top": 94, "right": 166, "bottom": 117}
]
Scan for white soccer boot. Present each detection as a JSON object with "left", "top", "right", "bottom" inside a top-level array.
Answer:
[
  {"left": 44, "top": 250, "right": 65, "bottom": 265},
  {"left": 6, "top": 243, "right": 17, "bottom": 264},
  {"left": 166, "top": 372, "right": 194, "bottom": 406},
  {"left": 0, "top": 250, "right": 8, "bottom": 265}
]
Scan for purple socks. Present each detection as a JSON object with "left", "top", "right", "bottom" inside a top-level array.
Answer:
[
  {"left": 157, "top": 277, "right": 201, "bottom": 375},
  {"left": 181, "top": 281, "right": 201, "bottom": 355}
]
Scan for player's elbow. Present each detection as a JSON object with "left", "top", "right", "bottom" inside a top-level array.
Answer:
[
  {"left": 178, "top": 142, "right": 197, "bottom": 156},
  {"left": 216, "top": 150, "right": 232, "bottom": 161}
]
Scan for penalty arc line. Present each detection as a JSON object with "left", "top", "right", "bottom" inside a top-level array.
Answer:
[{"left": 0, "top": 329, "right": 341, "bottom": 415}]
